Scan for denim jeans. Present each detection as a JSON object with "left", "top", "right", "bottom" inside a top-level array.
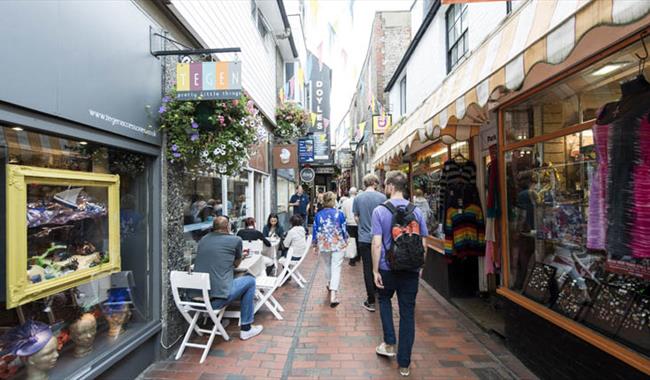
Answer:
[
  {"left": 378, "top": 270, "right": 419, "bottom": 368},
  {"left": 211, "top": 275, "right": 256, "bottom": 326}
]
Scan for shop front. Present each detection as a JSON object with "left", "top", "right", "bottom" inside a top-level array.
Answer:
[
  {"left": 0, "top": 2, "right": 165, "bottom": 378},
  {"left": 496, "top": 23, "right": 650, "bottom": 380},
  {"left": 373, "top": 1, "right": 650, "bottom": 376}
]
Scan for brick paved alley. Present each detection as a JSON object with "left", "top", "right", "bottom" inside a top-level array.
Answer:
[{"left": 141, "top": 251, "right": 536, "bottom": 380}]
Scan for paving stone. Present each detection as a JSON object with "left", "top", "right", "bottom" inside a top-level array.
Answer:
[{"left": 141, "top": 249, "right": 536, "bottom": 380}]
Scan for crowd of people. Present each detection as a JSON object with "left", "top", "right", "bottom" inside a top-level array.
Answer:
[{"left": 190, "top": 170, "right": 428, "bottom": 377}]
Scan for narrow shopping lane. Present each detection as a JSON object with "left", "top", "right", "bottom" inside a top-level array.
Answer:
[{"left": 142, "top": 251, "right": 535, "bottom": 380}]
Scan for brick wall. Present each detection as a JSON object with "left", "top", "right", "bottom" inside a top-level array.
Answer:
[{"left": 503, "top": 297, "right": 647, "bottom": 380}]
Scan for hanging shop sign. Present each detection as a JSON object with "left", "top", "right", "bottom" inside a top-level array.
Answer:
[
  {"left": 176, "top": 62, "right": 242, "bottom": 100},
  {"left": 307, "top": 51, "right": 332, "bottom": 161},
  {"left": 373, "top": 114, "right": 392, "bottom": 134},
  {"left": 298, "top": 138, "right": 315, "bottom": 163},
  {"left": 273, "top": 144, "right": 298, "bottom": 169},
  {"left": 300, "top": 167, "right": 315, "bottom": 183}
]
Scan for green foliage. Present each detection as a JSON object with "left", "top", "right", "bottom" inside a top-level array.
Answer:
[
  {"left": 159, "top": 90, "right": 265, "bottom": 176},
  {"left": 274, "top": 102, "right": 308, "bottom": 143}
]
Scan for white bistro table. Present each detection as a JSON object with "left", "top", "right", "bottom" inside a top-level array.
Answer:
[{"left": 263, "top": 237, "right": 281, "bottom": 276}]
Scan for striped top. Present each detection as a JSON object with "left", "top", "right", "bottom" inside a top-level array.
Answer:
[
  {"left": 443, "top": 183, "right": 485, "bottom": 257},
  {"left": 439, "top": 159, "right": 477, "bottom": 217}
]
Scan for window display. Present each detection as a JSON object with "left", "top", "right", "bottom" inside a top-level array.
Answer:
[
  {"left": 0, "top": 125, "right": 153, "bottom": 379},
  {"left": 502, "top": 40, "right": 650, "bottom": 356},
  {"left": 6, "top": 166, "right": 121, "bottom": 308}
]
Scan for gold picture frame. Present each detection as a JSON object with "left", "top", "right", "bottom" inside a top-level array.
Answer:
[{"left": 6, "top": 165, "right": 121, "bottom": 309}]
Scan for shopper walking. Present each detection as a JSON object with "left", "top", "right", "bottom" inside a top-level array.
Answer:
[
  {"left": 353, "top": 174, "right": 386, "bottom": 311},
  {"left": 371, "top": 170, "right": 428, "bottom": 377},
  {"left": 312, "top": 191, "right": 349, "bottom": 307},
  {"left": 340, "top": 187, "right": 359, "bottom": 266}
]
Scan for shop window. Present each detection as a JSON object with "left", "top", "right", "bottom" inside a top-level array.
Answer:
[
  {"left": 228, "top": 172, "right": 249, "bottom": 229},
  {"left": 502, "top": 39, "right": 650, "bottom": 356},
  {"left": 0, "top": 125, "right": 154, "bottom": 378},
  {"left": 446, "top": 3, "right": 468, "bottom": 72},
  {"left": 412, "top": 141, "right": 449, "bottom": 236}
]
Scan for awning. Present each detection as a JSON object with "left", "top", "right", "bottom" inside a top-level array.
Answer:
[
  {"left": 422, "top": 0, "right": 650, "bottom": 138},
  {"left": 373, "top": 0, "right": 650, "bottom": 166}
]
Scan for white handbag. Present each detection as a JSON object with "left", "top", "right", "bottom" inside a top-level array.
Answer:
[{"left": 345, "top": 237, "right": 357, "bottom": 259}]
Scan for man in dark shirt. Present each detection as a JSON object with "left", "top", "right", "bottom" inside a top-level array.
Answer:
[
  {"left": 289, "top": 185, "right": 310, "bottom": 226},
  {"left": 194, "top": 216, "right": 263, "bottom": 340}
]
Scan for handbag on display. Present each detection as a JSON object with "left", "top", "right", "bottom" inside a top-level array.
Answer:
[{"left": 345, "top": 238, "right": 357, "bottom": 259}]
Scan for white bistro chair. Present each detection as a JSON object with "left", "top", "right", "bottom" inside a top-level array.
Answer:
[
  {"left": 243, "top": 239, "right": 274, "bottom": 269},
  {"left": 170, "top": 271, "right": 230, "bottom": 364},
  {"left": 279, "top": 235, "right": 312, "bottom": 288},
  {"left": 254, "top": 262, "right": 291, "bottom": 320}
]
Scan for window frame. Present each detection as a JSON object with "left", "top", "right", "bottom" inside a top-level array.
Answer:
[
  {"left": 399, "top": 76, "right": 407, "bottom": 116},
  {"left": 446, "top": 3, "right": 468, "bottom": 73}
]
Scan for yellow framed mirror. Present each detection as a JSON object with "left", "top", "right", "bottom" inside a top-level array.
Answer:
[{"left": 6, "top": 165, "right": 121, "bottom": 308}]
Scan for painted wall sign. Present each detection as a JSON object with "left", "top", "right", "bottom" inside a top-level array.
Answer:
[
  {"left": 300, "top": 167, "right": 315, "bottom": 183},
  {"left": 298, "top": 138, "right": 315, "bottom": 163},
  {"left": 373, "top": 114, "right": 392, "bottom": 134},
  {"left": 176, "top": 61, "right": 242, "bottom": 100}
]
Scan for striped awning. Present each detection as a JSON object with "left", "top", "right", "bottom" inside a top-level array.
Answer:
[
  {"left": 422, "top": 0, "right": 650, "bottom": 138},
  {"left": 374, "top": 0, "right": 650, "bottom": 166},
  {"left": 0, "top": 126, "right": 76, "bottom": 163}
]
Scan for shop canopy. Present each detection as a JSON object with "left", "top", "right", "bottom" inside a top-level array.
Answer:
[{"left": 373, "top": 0, "right": 650, "bottom": 166}]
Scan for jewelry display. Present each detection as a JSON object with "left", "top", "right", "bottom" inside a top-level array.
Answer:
[{"left": 523, "top": 263, "right": 557, "bottom": 304}]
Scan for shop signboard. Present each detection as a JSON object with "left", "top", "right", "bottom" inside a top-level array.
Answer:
[
  {"left": 300, "top": 167, "right": 315, "bottom": 183},
  {"left": 298, "top": 138, "right": 315, "bottom": 163},
  {"left": 373, "top": 114, "right": 392, "bottom": 134},
  {"left": 307, "top": 51, "right": 332, "bottom": 161},
  {"left": 273, "top": 144, "right": 298, "bottom": 169},
  {"left": 338, "top": 150, "right": 353, "bottom": 169},
  {"left": 314, "top": 166, "right": 336, "bottom": 174},
  {"left": 480, "top": 122, "right": 497, "bottom": 150},
  {"left": 175, "top": 61, "right": 242, "bottom": 100}
]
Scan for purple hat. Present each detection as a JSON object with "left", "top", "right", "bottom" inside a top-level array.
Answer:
[{"left": 1, "top": 320, "right": 53, "bottom": 357}]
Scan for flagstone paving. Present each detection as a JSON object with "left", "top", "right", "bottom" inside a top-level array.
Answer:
[{"left": 141, "top": 250, "right": 536, "bottom": 380}]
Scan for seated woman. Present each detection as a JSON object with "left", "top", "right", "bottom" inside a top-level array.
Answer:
[
  {"left": 237, "top": 217, "right": 271, "bottom": 247},
  {"left": 283, "top": 214, "right": 308, "bottom": 261},
  {"left": 262, "top": 213, "right": 285, "bottom": 238},
  {"left": 237, "top": 217, "right": 273, "bottom": 271}
]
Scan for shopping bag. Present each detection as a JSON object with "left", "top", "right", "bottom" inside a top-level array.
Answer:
[{"left": 345, "top": 237, "right": 357, "bottom": 259}]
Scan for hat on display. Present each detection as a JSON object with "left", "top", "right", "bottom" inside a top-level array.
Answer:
[
  {"left": 0, "top": 320, "right": 53, "bottom": 357},
  {"left": 104, "top": 288, "right": 132, "bottom": 313}
]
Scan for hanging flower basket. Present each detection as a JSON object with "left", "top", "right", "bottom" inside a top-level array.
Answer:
[
  {"left": 159, "top": 90, "right": 265, "bottom": 176},
  {"left": 274, "top": 102, "right": 308, "bottom": 143}
]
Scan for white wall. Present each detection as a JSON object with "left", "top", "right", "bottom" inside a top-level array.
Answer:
[
  {"left": 170, "top": 0, "right": 277, "bottom": 121},
  {"left": 389, "top": 0, "right": 512, "bottom": 120}
]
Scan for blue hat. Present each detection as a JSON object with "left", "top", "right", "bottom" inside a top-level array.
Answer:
[{"left": 1, "top": 320, "right": 53, "bottom": 357}]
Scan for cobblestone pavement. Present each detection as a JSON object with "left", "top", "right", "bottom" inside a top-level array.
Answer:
[{"left": 141, "top": 249, "right": 536, "bottom": 380}]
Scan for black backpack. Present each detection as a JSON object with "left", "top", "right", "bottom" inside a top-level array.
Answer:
[{"left": 381, "top": 202, "right": 425, "bottom": 271}]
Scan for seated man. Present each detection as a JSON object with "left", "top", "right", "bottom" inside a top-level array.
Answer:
[{"left": 193, "top": 216, "right": 263, "bottom": 340}]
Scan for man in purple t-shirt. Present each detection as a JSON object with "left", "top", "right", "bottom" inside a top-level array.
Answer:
[{"left": 371, "top": 170, "right": 428, "bottom": 377}]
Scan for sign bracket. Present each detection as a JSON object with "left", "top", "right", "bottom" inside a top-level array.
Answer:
[{"left": 149, "top": 27, "right": 241, "bottom": 60}]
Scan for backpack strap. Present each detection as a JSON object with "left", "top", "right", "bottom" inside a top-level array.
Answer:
[{"left": 380, "top": 201, "right": 398, "bottom": 214}]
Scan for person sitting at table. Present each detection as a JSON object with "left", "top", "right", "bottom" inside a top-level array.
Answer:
[
  {"left": 263, "top": 213, "right": 285, "bottom": 239},
  {"left": 237, "top": 217, "right": 271, "bottom": 247},
  {"left": 193, "top": 216, "right": 263, "bottom": 340},
  {"left": 237, "top": 217, "right": 274, "bottom": 272},
  {"left": 283, "top": 214, "right": 308, "bottom": 261}
]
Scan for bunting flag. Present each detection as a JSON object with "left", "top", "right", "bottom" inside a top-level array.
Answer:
[
  {"left": 341, "top": 48, "right": 348, "bottom": 66},
  {"left": 317, "top": 41, "right": 324, "bottom": 70},
  {"left": 356, "top": 121, "right": 366, "bottom": 140},
  {"left": 311, "top": 112, "right": 318, "bottom": 126},
  {"left": 309, "top": 0, "right": 319, "bottom": 22},
  {"left": 323, "top": 118, "right": 330, "bottom": 130},
  {"left": 371, "top": 94, "right": 376, "bottom": 114},
  {"left": 297, "top": 67, "right": 305, "bottom": 89},
  {"left": 279, "top": 87, "right": 285, "bottom": 104},
  {"left": 289, "top": 76, "right": 295, "bottom": 99},
  {"left": 348, "top": 0, "right": 355, "bottom": 23}
]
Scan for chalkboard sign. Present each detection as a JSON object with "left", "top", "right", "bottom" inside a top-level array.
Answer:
[
  {"left": 583, "top": 284, "right": 635, "bottom": 336},
  {"left": 523, "top": 263, "right": 557, "bottom": 304}
]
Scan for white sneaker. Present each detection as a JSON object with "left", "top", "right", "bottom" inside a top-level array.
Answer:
[
  {"left": 240, "top": 325, "right": 263, "bottom": 340},
  {"left": 375, "top": 342, "right": 396, "bottom": 357}
]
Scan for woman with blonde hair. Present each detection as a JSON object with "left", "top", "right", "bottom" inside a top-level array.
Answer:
[{"left": 312, "top": 191, "right": 349, "bottom": 307}]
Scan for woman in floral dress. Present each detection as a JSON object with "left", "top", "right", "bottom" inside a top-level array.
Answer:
[{"left": 312, "top": 192, "right": 349, "bottom": 307}]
